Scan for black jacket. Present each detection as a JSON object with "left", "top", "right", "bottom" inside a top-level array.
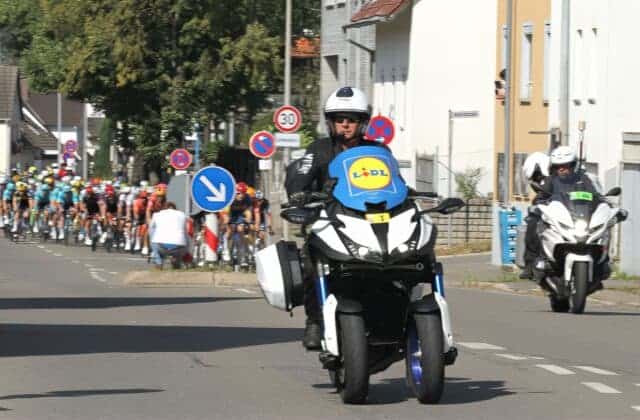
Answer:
[
  {"left": 534, "top": 171, "right": 602, "bottom": 204},
  {"left": 285, "top": 136, "right": 384, "bottom": 197}
]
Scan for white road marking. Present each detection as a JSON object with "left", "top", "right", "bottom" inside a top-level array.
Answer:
[
  {"left": 53, "top": 253, "right": 62, "bottom": 257},
  {"left": 529, "top": 356, "right": 546, "bottom": 360},
  {"left": 90, "top": 272, "right": 108, "bottom": 283},
  {"left": 84, "top": 264, "right": 93, "bottom": 268},
  {"left": 632, "top": 406, "right": 640, "bottom": 412},
  {"left": 495, "top": 353, "right": 529, "bottom": 361},
  {"left": 88, "top": 268, "right": 105, "bottom": 272},
  {"left": 109, "top": 272, "right": 119, "bottom": 275},
  {"left": 536, "top": 364, "right": 575, "bottom": 375},
  {"left": 234, "top": 288, "right": 256, "bottom": 294},
  {"left": 37, "top": 245, "right": 44, "bottom": 249},
  {"left": 573, "top": 366, "right": 618, "bottom": 376},
  {"left": 457, "top": 342, "right": 506, "bottom": 351},
  {"left": 581, "top": 382, "right": 621, "bottom": 394}
]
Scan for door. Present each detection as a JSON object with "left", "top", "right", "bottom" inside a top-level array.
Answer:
[{"left": 620, "top": 163, "right": 640, "bottom": 276}]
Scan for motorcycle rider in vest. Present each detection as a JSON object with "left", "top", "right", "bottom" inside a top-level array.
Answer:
[
  {"left": 285, "top": 86, "right": 384, "bottom": 350},
  {"left": 520, "top": 146, "right": 606, "bottom": 280}
]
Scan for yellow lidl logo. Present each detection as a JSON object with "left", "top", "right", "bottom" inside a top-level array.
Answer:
[{"left": 348, "top": 157, "right": 391, "bottom": 190}]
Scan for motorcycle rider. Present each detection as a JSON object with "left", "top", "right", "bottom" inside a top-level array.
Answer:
[
  {"left": 285, "top": 86, "right": 378, "bottom": 350},
  {"left": 520, "top": 145, "right": 604, "bottom": 279}
]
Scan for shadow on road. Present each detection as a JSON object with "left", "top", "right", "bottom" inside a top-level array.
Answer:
[
  {"left": 0, "top": 388, "right": 163, "bottom": 400},
  {"left": 0, "top": 324, "right": 302, "bottom": 357},
  {"left": 314, "top": 376, "right": 515, "bottom": 405},
  {"left": 580, "top": 311, "right": 640, "bottom": 317},
  {"left": 439, "top": 377, "right": 516, "bottom": 404},
  {"left": 0, "top": 296, "right": 258, "bottom": 310}
]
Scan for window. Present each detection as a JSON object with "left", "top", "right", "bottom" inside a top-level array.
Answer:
[
  {"left": 325, "top": 0, "right": 335, "bottom": 8},
  {"left": 512, "top": 153, "right": 529, "bottom": 196},
  {"left": 543, "top": 22, "right": 551, "bottom": 103},
  {"left": 572, "top": 29, "right": 584, "bottom": 105},
  {"left": 519, "top": 22, "right": 533, "bottom": 102},
  {"left": 587, "top": 28, "right": 598, "bottom": 104}
]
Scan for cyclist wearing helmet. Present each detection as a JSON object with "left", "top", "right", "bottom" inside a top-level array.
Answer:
[
  {"left": 284, "top": 86, "right": 381, "bottom": 350},
  {"left": 520, "top": 145, "right": 603, "bottom": 279},
  {"left": 11, "top": 181, "right": 32, "bottom": 233},
  {"left": 132, "top": 189, "right": 149, "bottom": 252},
  {"left": 81, "top": 185, "right": 102, "bottom": 246},
  {"left": 221, "top": 182, "right": 253, "bottom": 262},
  {"left": 3, "top": 178, "right": 16, "bottom": 227},
  {"left": 252, "top": 190, "right": 272, "bottom": 242}
]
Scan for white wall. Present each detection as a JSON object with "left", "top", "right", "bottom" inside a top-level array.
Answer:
[
  {"left": 0, "top": 123, "right": 10, "bottom": 175},
  {"left": 407, "top": 0, "right": 498, "bottom": 196},
  {"left": 373, "top": 8, "right": 414, "bottom": 185}
]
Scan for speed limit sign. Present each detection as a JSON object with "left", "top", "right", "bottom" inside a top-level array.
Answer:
[{"left": 273, "top": 105, "right": 302, "bottom": 133}]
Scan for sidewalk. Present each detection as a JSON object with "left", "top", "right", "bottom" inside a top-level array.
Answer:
[{"left": 123, "top": 254, "right": 640, "bottom": 308}]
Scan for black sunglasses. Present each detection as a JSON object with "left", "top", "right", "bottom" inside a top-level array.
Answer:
[{"left": 333, "top": 115, "right": 360, "bottom": 124}]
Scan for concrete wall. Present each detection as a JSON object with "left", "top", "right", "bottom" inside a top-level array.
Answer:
[{"left": 408, "top": 0, "right": 498, "bottom": 196}]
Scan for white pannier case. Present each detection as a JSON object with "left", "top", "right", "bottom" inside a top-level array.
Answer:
[{"left": 255, "top": 241, "right": 304, "bottom": 311}]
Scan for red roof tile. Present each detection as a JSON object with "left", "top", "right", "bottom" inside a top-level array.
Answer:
[{"left": 351, "top": 0, "right": 408, "bottom": 23}]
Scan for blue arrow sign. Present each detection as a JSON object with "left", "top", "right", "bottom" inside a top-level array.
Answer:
[{"left": 191, "top": 166, "right": 236, "bottom": 212}]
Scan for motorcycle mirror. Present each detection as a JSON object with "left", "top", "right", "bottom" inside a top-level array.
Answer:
[
  {"left": 605, "top": 187, "right": 621, "bottom": 197},
  {"left": 419, "top": 197, "right": 465, "bottom": 216},
  {"left": 280, "top": 208, "right": 315, "bottom": 225}
]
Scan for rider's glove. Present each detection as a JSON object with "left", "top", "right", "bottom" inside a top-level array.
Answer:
[{"left": 289, "top": 191, "right": 309, "bottom": 207}]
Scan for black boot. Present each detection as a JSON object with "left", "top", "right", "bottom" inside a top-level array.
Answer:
[
  {"left": 519, "top": 264, "right": 533, "bottom": 280},
  {"left": 303, "top": 318, "right": 322, "bottom": 350}
]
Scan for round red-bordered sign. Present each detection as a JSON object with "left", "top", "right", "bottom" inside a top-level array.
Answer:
[
  {"left": 249, "top": 131, "right": 277, "bottom": 159},
  {"left": 170, "top": 148, "right": 193, "bottom": 170},
  {"left": 273, "top": 105, "right": 302, "bottom": 133},
  {"left": 364, "top": 115, "right": 395, "bottom": 145},
  {"left": 64, "top": 140, "right": 78, "bottom": 153}
]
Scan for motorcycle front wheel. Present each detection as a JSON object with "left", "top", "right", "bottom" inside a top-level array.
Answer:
[
  {"left": 406, "top": 313, "right": 445, "bottom": 404},
  {"left": 335, "top": 313, "right": 369, "bottom": 404},
  {"left": 571, "top": 262, "right": 589, "bottom": 314}
]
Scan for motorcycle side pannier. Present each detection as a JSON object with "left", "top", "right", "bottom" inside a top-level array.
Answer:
[{"left": 255, "top": 241, "right": 304, "bottom": 311}]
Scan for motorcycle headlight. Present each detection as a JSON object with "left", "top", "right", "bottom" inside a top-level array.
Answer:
[{"left": 574, "top": 219, "right": 588, "bottom": 234}]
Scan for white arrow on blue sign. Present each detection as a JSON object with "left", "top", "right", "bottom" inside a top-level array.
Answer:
[{"left": 190, "top": 166, "right": 236, "bottom": 212}]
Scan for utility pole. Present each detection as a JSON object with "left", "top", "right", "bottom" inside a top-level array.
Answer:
[
  {"left": 503, "top": 0, "right": 513, "bottom": 205},
  {"left": 57, "top": 92, "right": 62, "bottom": 164},
  {"left": 282, "top": 0, "right": 292, "bottom": 241}
]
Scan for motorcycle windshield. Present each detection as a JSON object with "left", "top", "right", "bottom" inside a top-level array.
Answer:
[
  {"left": 551, "top": 191, "right": 597, "bottom": 222},
  {"left": 328, "top": 145, "right": 408, "bottom": 212}
]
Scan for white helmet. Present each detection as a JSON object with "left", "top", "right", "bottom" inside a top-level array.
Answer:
[
  {"left": 550, "top": 146, "right": 577, "bottom": 167},
  {"left": 522, "top": 152, "right": 550, "bottom": 180},
  {"left": 140, "top": 180, "right": 149, "bottom": 188},
  {"left": 324, "top": 86, "right": 370, "bottom": 117}
]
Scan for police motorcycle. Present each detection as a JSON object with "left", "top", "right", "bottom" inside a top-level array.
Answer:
[
  {"left": 528, "top": 182, "right": 627, "bottom": 314},
  {"left": 256, "top": 146, "right": 464, "bottom": 404}
]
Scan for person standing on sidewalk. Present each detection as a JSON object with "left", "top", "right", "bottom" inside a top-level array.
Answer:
[{"left": 149, "top": 202, "right": 189, "bottom": 269}]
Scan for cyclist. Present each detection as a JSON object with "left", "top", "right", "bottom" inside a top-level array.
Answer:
[
  {"left": 3, "top": 177, "right": 16, "bottom": 227},
  {"left": 33, "top": 177, "right": 54, "bottom": 235},
  {"left": 252, "top": 190, "right": 272, "bottom": 249},
  {"left": 132, "top": 188, "right": 149, "bottom": 253},
  {"left": 11, "top": 181, "right": 32, "bottom": 234},
  {"left": 80, "top": 185, "right": 102, "bottom": 246},
  {"left": 0, "top": 175, "right": 7, "bottom": 228},
  {"left": 223, "top": 182, "right": 253, "bottom": 265},
  {"left": 58, "top": 184, "right": 79, "bottom": 240}
]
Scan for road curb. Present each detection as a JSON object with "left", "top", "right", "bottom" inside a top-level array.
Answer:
[{"left": 123, "top": 270, "right": 258, "bottom": 287}]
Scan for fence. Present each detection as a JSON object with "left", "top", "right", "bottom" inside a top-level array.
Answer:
[{"left": 429, "top": 198, "right": 493, "bottom": 246}]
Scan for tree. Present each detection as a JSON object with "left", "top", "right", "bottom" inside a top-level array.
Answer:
[
  {"left": 455, "top": 167, "right": 484, "bottom": 200},
  {"left": 94, "top": 117, "right": 114, "bottom": 178}
]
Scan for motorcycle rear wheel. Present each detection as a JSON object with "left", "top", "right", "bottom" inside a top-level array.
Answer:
[
  {"left": 335, "top": 313, "right": 369, "bottom": 404},
  {"left": 406, "top": 313, "right": 445, "bottom": 404}
]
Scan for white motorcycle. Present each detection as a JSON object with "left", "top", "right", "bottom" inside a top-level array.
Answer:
[
  {"left": 530, "top": 185, "right": 627, "bottom": 314},
  {"left": 256, "top": 146, "right": 463, "bottom": 404}
]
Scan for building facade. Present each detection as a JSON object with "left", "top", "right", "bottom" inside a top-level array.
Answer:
[{"left": 494, "top": 0, "right": 552, "bottom": 202}]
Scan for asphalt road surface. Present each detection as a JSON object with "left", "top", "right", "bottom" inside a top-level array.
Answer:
[{"left": 0, "top": 239, "right": 639, "bottom": 419}]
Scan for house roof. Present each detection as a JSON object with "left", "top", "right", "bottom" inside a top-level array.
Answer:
[
  {"left": 0, "top": 65, "right": 19, "bottom": 120},
  {"left": 28, "top": 92, "right": 84, "bottom": 127},
  {"left": 350, "top": 0, "right": 409, "bottom": 24},
  {"left": 20, "top": 102, "right": 57, "bottom": 151}
]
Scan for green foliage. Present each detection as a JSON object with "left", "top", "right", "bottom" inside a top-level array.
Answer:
[
  {"left": 0, "top": 0, "right": 320, "bottom": 174},
  {"left": 455, "top": 167, "right": 484, "bottom": 200}
]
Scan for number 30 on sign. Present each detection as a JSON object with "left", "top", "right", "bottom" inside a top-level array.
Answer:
[{"left": 273, "top": 105, "right": 302, "bottom": 133}]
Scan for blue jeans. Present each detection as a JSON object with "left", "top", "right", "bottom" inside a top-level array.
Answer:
[{"left": 151, "top": 243, "right": 187, "bottom": 267}]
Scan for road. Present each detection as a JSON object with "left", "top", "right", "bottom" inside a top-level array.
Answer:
[{"left": 0, "top": 239, "right": 639, "bottom": 419}]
